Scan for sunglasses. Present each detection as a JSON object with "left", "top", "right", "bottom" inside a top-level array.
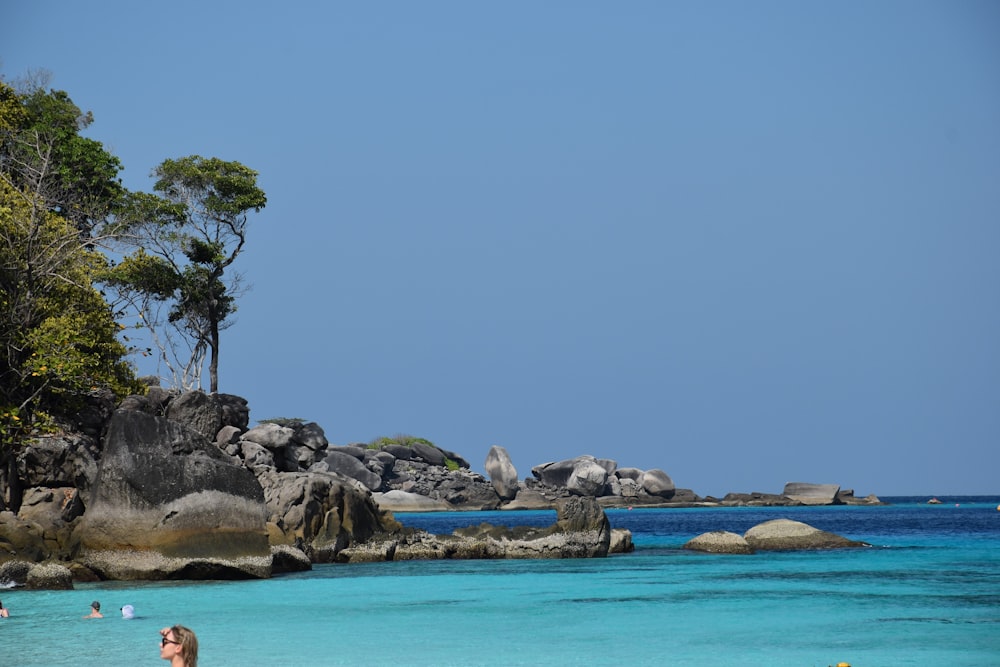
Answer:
[{"left": 161, "top": 637, "right": 180, "bottom": 647}]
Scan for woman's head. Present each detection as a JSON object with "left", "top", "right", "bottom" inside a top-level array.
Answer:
[{"left": 160, "top": 624, "right": 198, "bottom": 666}]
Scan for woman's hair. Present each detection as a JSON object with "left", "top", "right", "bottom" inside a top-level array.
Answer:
[{"left": 170, "top": 625, "right": 199, "bottom": 667}]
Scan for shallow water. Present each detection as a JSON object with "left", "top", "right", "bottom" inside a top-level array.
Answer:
[{"left": 1, "top": 497, "right": 998, "bottom": 666}]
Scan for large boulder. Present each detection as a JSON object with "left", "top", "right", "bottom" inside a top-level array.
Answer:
[
  {"left": 26, "top": 562, "right": 73, "bottom": 589},
  {"left": 484, "top": 446, "right": 519, "bottom": 501},
  {"left": 566, "top": 460, "right": 609, "bottom": 496},
  {"left": 313, "top": 450, "right": 382, "bottom": 491},
  {"left": 77, "top": 410, "right": 271, "bottom": 580},
  {"left": 683, "top": 531, "right": 755, "bottom": 554},
  {"left": 286, "top": 422, "right": 329, "bottom": 471},
  {"left": 16, "top": 433, "right": 101, "bottom": 497},
  {"left": 255, "top": 469, "right": 394, "bottom": 563},
  {"left": 641, "top": 469, "right": 676, "bottom": 498},
  {"left": 532, "top": 456, "right": 614, "bottom": 495},
  {"left": 216, "top": 393, "right": 250, "bottom": 431},
  {"left": 743, "top": 519, "right": 869, "bottom": 550},
  {"left": 0, "top": 512, "right": 47, "bottom": 563},
  {"left": 242, "top": 422, "right": 297, "bottom": 471},
  {"left": 164, "top": 390, "right": 223, "bottom": 441},
  {"left": 782, "top": 482, "right": 841, "bottom": 505}
]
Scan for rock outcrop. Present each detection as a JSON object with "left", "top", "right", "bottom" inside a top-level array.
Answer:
[
  {"left": 484, "top": 445, "right": 519, "bottom": 501},
  {"left": 782, "top": 482, "right": 841, "bottom": 506},
  {"left": 743, "top": 519, "right": 869, "bottom": 551},
  {"left": 336, "top": 496, "right": 614, "bottom": 563},
  {"left": 684, "top": 520, "right": 869, "bottom": 554},
  {"left": 683, "top": 530, "right": 754, "bottom": 555},
  {"left": 77, "top": 410, "right": 272, "bottom": 580}
]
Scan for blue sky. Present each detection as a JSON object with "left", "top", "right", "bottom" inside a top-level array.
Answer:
[{"left": 4, "top": 1, "right": 998, "bottom": 496}]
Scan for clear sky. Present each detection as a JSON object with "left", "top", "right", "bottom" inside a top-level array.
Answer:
[{"left": 3, "top": 1, "right": 998, "bottom": 497}]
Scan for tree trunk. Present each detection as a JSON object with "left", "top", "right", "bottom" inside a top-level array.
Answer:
[{"left": 209, "top": 313, "right": 220, "bottom": 393}]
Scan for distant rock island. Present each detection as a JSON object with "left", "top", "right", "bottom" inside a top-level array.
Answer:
[{"left": 0, "top": 388, "right": 878, "bottom": 586}]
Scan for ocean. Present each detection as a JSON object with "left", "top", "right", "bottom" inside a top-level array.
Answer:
[{"left": 1, "top": 496, "right": 997, "bottom": 666}]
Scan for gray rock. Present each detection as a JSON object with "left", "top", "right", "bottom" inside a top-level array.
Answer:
[
  {"left": 77, "top": 410, "right": 271, "bottom": 580},
  {"left": 439, "top": 448, "right": 471, "bottom": 469},
  {"left": 619, "top": 478, "right": 641, "bottom": 498},
  {"left": 165, "top": 390, "right": 223, "bottom": 440},
  {"left": 270, "top": 544, "right": 312, "bottom": 574},
  {"left": 500, "top": 488, "right": 555, "bottom": 510},
  {"left": 782, "top": 482, "right": 841, "bottom": 505},
  {"left": 331, "top": 445, "right": 367, "bottom": 460},
  {"left": 118, "top": 394, "right": 153, "bottom": 413},
  {"left": 641, "top": 469, "right": 676, "bottom": 498},
  {"left": 16, "top": 433, "right": 100, "bottom": 497},
  {"left": 0, "top": 511, "right": 47, "bottom": 563},
  {"left": 567, "top": 459, "right": 609, "bottom": 496},
  {"left": 146, "top": 386, "right": 176, "bottom": 414},
  {"left": 743, "top": 519, "right": 869, "bottom": 550},
  {"left": 411, "top": 442, "right": 445, "bottom": 466},
  {"left": 484, "top": 446, "right": 519, "bottom": 501},
  {"left": 255, "top": 469, "right": 390, "bottom": 563},
  {"left": 379, "top": 444, "right": 412, "bottom": 460},
  {"left": 240, "top": 441, "right": 276, "bottom": 469},
  {"left": 217, "top": 393, "right": 250, "bottom": 431},
  {"left": 0, "top": 559, "right": 31, "bottom": 585},
  {"left": 531, "top": 459, "right": 576, "bottom": 487},
  {"left": 316, "top": 451, "right": 382, "bottom": 491},
  {"left": 615, "top": 467, "right": 644, "bottom": 482},
  {"left": 610, "top": 528, "right": 635, "bottom": 554},
  {"left": 242, "top": 422, "right": 295, "bottom": 450},
  {"left": 291, "top": 422, "right": 328, "bottom": 452},
  {"left": 216, "top": 425, "right": 243, "bottom": 447},
  {"left": 372, "top": 490, "right": 454, "bottom": 512},
  {"left": 683, "top": 531, "right": 755, "bottom": 554},
  {"left": 26, "top": 562, "right": 73, "bottom": 589},
  {"left": 351, "top": 495, "right": 615, "bottom": 562}
]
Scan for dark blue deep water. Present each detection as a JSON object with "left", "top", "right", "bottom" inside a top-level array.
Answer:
[{"left": 2, "top": 497, "right": 998, "bottom": 666}]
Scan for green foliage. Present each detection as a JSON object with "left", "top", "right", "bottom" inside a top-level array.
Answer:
[
  {"left": 367, "top": 434, "right": 437, "bottom": 449},
  {"left": 444, "top": 458, "right": 459, "bottom": 471},
  {"left": 0, "top": 181, "right": 140, "bottom": 411},
  {"left": 107, "top": 155, "right": 266, "bottom": 392},
  {"left": 7, "top": 83, "right": 125, "bottom": 233}
]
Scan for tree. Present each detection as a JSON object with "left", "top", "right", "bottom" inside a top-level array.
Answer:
[
  {"left": 106, "top": 156, "right": 266, "bottom": 393},
  {"left": 0, "top": 79, "right": 140, "bottom": 511}
]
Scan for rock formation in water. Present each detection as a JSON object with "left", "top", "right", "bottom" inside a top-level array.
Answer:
[
  {"left": 683, "top": 519, "right": 870, "bottom": 554},
  {"left": 0, "top": 389, "right": 625, "bottom": 585},
  {"left": 336, "top": 496, "right": 624, "bottom": 563}
]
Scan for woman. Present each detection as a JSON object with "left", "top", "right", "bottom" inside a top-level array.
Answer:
[
  {"left": 160, "top": 625, "right": 198, "bottom": 667},
  {"left": 0, "top": 600, "right": 9, "bottom": 617}
]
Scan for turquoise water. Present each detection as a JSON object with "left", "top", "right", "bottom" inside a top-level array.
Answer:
[{"left": 1, "top": 497, "right": 998, "bottom": 666}]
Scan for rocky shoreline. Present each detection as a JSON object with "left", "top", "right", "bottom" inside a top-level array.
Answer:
[{"left": 0, "top": 388, "right": 877, "bottom": 586}]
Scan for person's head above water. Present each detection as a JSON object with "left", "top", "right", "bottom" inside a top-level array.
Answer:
[
  {"left": 121, "top": 604, "right": 135, "bottom": 619},
  {"left": 160, "top": 624, "right": 198, "bottom": 667}
]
